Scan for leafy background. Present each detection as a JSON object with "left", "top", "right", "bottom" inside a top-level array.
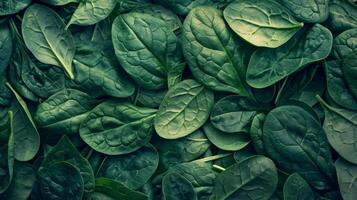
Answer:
[{"left": 0, "top": 0, "right": 356, "bottom": 200}]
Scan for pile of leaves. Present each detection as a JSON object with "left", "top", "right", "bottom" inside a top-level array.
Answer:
[{"left": 0, "top": 0, "right": 356, "bottom": 199}]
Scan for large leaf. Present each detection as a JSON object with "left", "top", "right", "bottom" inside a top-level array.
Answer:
[
  {"left": 277, "top": 0, "right": 328, "bottom": 23},
  {"left": 80, "top": 100, "right": 157, "bottom": 155},
  {"left": 39, "top": 161, "right": 84, "bottom": 200},
  {"left": 335, "top": 158, "right": 357, "bottom": 200},
  {"left": 210, "top": 155, "right": 278, "bottom": 200},
  {"left": 182, "top": 6, "right": 252, "bottom": 96},
  {"left": 0, "top": 0, "right": 31, "bottom": 16},
  {"left": 72, "top": 42, "right": 135, "bottom": 98},
  {"left": 97, "top": 144, "right": 159, "bottom": 189},
  {"left": 0, "top": 21, "right": 12, "bottom": 74},
  {"left": 6, "top": 83, "right": 40, "bottom": 161},
  {"left": 224, "top": 0, "right": 303, "bottom": 48},
  {"left": 112, "top": 12, "right": 182, "bottom": 90},
  {"left": 246, "top": 24, "right": 332, "bottom": 88},
  {"left": 39, "top": 136, "right": 95, "bottom": 192},
  {"left": 154, "top": 79, "right": 214, "bottom": 139},
  {"left": 94, "top": 177, "right": 148, "bottom": 200},
  {"left": 263, "top": 105, "right": 335, "bottom": 190},
  {"left": 34, "top": 89, "right": 98, "bottom": 137},
  {"left": 325, "top": 60, "right": 357, "bottom": 110},
  {"left": 67, "top": 0, "right": 116, "bottom": 28},
  {"left": 317, "top": 96, "right": 357, "bottom": 164},
  {"left": 210, "top": 95, "right": 260, "bottom": 133},
  {"left": 283, "top": 173, "right": 315, "bottom": 200},
  {"left": 22, "top": 4, "right": 76, "bottom": 79},
  {"left": 203, "top": 122, "right": 250, "bottom": 151},
  {"left": 0, "top": 111, "right": 14, "bottom": 193},
  {"left": 0, "top": 162, "right": 36, "bottom": 200},
  {"left": 162, "top": 172, "right": 197, "bottom": 200},
  {"left": 332, "top": 28, "right": 357, "bottom": 59}
]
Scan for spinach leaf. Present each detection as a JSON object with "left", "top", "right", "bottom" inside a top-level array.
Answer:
[
  {"left": 6, "top": 83, "right": 40, "bottom": 161},
  {"left": 97, "top": 144, "right": 159, "bottom": 189},
  {"left": 153, "top": 0, "right": 212, "bottom": 16},
  {"left": 283, "top": 173, "right": 315, "bottom": 200},
  {"left": 317, "top": 96, "right": 357, "bottom": 164},
  {"left": 211, "top": 155, "right": 278, "bottom": 200},
  {"left": 342, "top": 55, "right": 357, "bottom": 99},
  {"left": 34, "top": 89, "right": 98, "bottom": 138},
  {"left": 72, "top": 41, "right": 135, "bottom": 98},
  {"left": 246, "top": 24, "right": 332, "bottom": 88},
  {"left": 0, "top": 111, "right": 14, "bottom": 193},
  {"left": 80, "top": 100, "right": 157, "bottom": 155},
  {"left": 39, "top": 135, "right": 95, "bottom": 192},
  {"left": 263, "top": 105, "right": 335, "bottom": 190},
  {"left": 162, "top": 172, "right": 197, "bottom": 200},
  {"left": 94, "top": 177, "right": 148, "bottom": 200},
  {"left": 210, "top": 95, "right": 260, "bottom": 133},
  {"left": 154, "top": 79, "right": 214, "bottom": 139},
  {"left": 326, "top": 0, "right": 357, "bottom": 32},
  {"left": 335, "top": 158, "right": 357, "bottom": 200},
  {"left": 182, "top": 6, "right": 253, "bottom": 96},
  {"left": 224, "top": 0, "right": 303, "bottom": 48},
  {"left": 332, "top": 28, "right": 357, "bottom": 59},
  {"left": 152, "top": 130, "right": 210, "bottom": 170},
  {"left": 112, "top": 12, "right": 183, "bottom": 90},
  {"left": 0, "top": 162, "right": 36, "bottom": 200},
  {"left": 0, "top": 21, "right": 12, "bottom": 74},
  {"left": 278, "top": 0, "right": 329, "bottom": 23},
  {"left": 0, "top": 0, "right": 31, "bottom": 16},
  {"left": 324, "top": 60, "right": 357, "bottom": 110},
  {"left": 249, "top": 113, "right": 266, "bottom": 155},
  {"left": 22, "top": 4, "right": 76, "bottom": 79},
  {"left": 203, "top": 121, "right": 250, "bottom": 151},
  {"left": 67, "top": 0, "right": 116, "bottom": 28},
  {"left": 38, "top": 161, "right": 84, "bottom": 200}
]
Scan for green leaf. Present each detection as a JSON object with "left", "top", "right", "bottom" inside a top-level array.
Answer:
[
  {"left": 335, "top": 158, "right": 357, "bottom": 200},
  {"left": 34, "top": 89, "right": 98, "bottom": 137},
  {"left": 0, "top": 111, "right": 14, "bottom": 193},
  {"left": 80, "top": 100, "right": 157, "bottom": 155},
  {"left": 39, "top": 136, "right": 95, "bottom": 192},
  {"left": 97, "top": 144, "right": 159, "bottom": 189},
  {"left": 342, "top": 55, "right": 357, "bottom": 99},
  {"left": 223, "top": 0, "right": 303, "bottom": 48},
  {"left": 182, "top": 6, "right": 252, "bottom": 96},
  {"left": 6, "top": 83, "right": 40, "bottom": 161},
  {"left": 162, "top": 172, "right": 197, "bottom": 200},
  {"left": 317, "top": 96, "right": 357, "bottom": 164},
  {"left": 94, "top": 177, "right": 148, "bottom": 200},
  {"left": 0, "top": 21, "right": 12, "bottom": 74},
  {"left": 152, "top": 130, "right": 210, "bottom": 170},
  {"left": 283, "top": 173, "right": 315, "bottom": 200},
  {"left": 72, "top": 42, "right": 135, "bottom": 98},
  {"left": 39, "top": 161, "right": 84, "bottom": 200},
  {"left": 112, "top": 12, "right": 182, "bottom": 90},
  {"left": 1, "top": 162, "right": 36, "bottom": 200},
  {"left": 263, "top": 104, "right": 335, "bottom": 190},
  {"left": 325, "top": 60, "right": 357, "bottom": 110},
  {"left": 66, "top": 0, "right": 116, "bottom": 28},
  {"left": 0, "top": 0, "right": 31, "bottom": 16},
  {"left": 332, "top": 28, "right": 357, "bottom": 60},
  {"left": 22, "top": 4, "right": 76, "bottom": 79},
  {"left": 246, "top": 24, "right": 332, "bottom": 88},
  {"left": 211, "top": 155, "right": 278, "bottom": 200},
  {"left": 203, "top": 122, "right": 250, "bottom": 151},
  {"left": 154, "top": 79, "right": 214, "bottom": 139},
  {"left": 210, "top": 95, "right": 260, "bottom": 133},
  {"left": 326, "top": 0, "right": 357, "bottom": 32},
  {"left": 277, "top": 0, "right": 328, "bottom": 23}
]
